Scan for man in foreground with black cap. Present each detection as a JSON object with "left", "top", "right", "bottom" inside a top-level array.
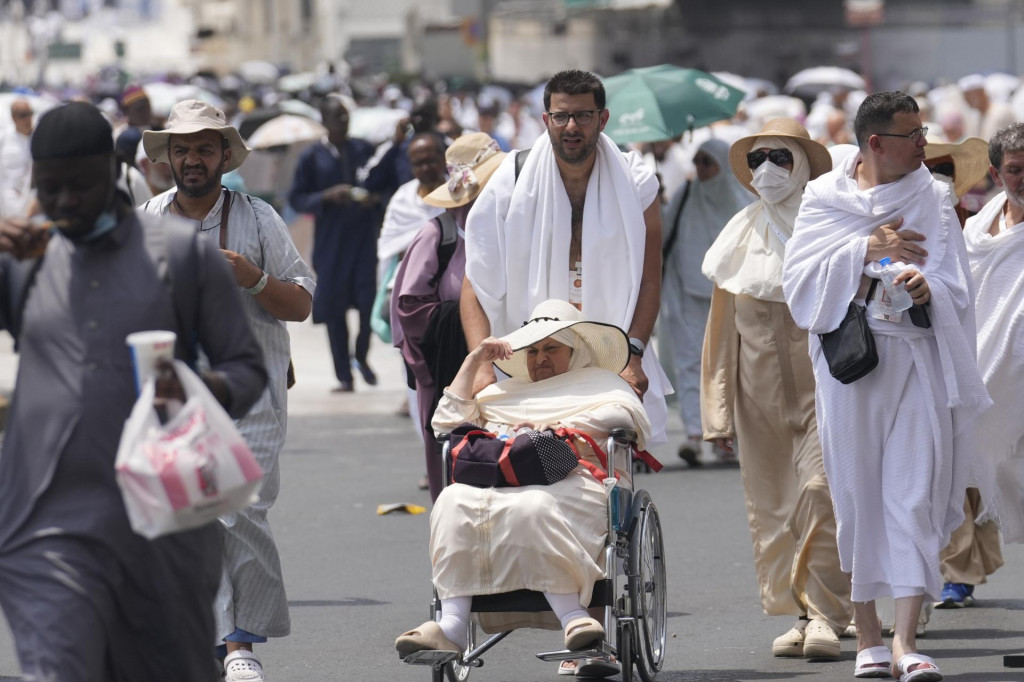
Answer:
[{"left": 0, "top": 101, "right": 266, "bottom": 681}]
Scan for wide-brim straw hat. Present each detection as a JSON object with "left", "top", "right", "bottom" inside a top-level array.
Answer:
[
  {"left": 424, "top": 132, "right": 507, "bottom": 209},
  {"left": 142, "top": 99, "right": 250, "bottom": 172},
  {"left": 493, "top": 299, "right": 629, "bottom": 380},
  {"left": 924, "top": 136, "right": 990, "bottom": 199},
  {"left": 728, "top": 117, "right": 832, "bottom": 195}
]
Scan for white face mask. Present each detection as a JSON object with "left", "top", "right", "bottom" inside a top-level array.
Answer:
[{"left": 751, "top": 160, "right": 799, "bottom": 205}]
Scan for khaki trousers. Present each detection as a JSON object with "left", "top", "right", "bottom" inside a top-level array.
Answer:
[
  {"left": 939, "top": 488, "right": 1004, "bottom": 585},
  {"left": 703, "top": 289, "right": 852, "bottom": 630}
]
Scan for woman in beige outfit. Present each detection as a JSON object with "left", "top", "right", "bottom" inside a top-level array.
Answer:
[{"left": 700, "top": 119, "right": 853, "bottom": 660}]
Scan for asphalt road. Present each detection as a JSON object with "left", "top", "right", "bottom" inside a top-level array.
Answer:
[{"left": 0, "top": 320, "right": 1022, "bottom": 681}]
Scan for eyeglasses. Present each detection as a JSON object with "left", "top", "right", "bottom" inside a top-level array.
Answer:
[
  {"left": 746, "top": 148, "right": 793, "bottom": 170},
  {"left": 875, "top": 126, "right": 928, "bottom": 144},
  {"left": 546, "top": 110, "right": 601, "bottom": 127},
  {"left": 11, "top": 110, "right": 31, "bottom": 119},
  {"left": 694, "top": 154, "right": 716, "bottom": 167}
]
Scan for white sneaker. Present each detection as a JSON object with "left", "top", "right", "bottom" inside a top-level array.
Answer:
[
  {"left": 772, "top": 619, "right": 808, "bottom": 657},
  {"left": 224, "top": 649, "right": 266, "bottom": 682}
]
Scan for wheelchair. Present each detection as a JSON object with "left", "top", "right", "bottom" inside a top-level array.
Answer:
[{"left": 401, "top": 427, "right": 667, "bottom": 681}]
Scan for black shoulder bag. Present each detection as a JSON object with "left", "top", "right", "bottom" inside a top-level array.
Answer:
[{"left": 818, "top": 279, "right": 879, "bottom": 385}]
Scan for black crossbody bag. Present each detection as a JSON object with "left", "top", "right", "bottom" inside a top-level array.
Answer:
[{"left": 818, "top": 279, "right": 879, "bottom": 384}]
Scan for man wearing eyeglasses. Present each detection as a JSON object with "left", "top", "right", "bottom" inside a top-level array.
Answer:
[
  {"left": 460, "top": 69, "right": 671, "bottom": 454},
  {"left": 0, "top": 99, "right": 34, "bottom": 218},
  {"left": 785, "top": 91, "right": 988, "bottom": 681}
]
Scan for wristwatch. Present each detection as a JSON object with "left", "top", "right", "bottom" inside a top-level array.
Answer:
[
  {"left": 246, "top": 271, "right": 269, "bottom": 296},
  {"left": 628, "top": 337, "right": 645, "bottom": 358}
]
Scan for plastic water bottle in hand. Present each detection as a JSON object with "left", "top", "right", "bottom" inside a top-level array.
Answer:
[{"left": 878, "top": 257, "right": 914, "bottom": 312}]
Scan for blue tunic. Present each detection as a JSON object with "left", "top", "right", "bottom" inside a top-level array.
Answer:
[{"left": 288, "top": 138, "right": 379, "bottom": 324}]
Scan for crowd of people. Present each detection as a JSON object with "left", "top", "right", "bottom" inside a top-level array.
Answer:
[{"left": 0, "top": 62, "right": 1021, "bottom": 682}]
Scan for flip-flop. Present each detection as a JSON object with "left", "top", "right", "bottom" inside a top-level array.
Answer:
[
  {"left": 855, "top": 646, "right": 892, "bottom": 678},
  {"left": 575, "top": 656, "right": 620, "bottom": 678},
  {"left": 558, "top": 659, "right": 577, "bottom": 676},
  {"left": 895, "top": 652, "right": 942, "bottom": 682}
]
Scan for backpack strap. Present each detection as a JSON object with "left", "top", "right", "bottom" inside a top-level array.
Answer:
[
  {"left": 428, "top": 211, "right": 459, "bottom": 288},
  {"left": 661, "top": 180, "right": 691, "bottom": 268},
  {"left": 218, "top": 188, "right": 232, "bottom": 250},
  {"left": 514, "top": 148, "right": 531, "bottom": 184}
]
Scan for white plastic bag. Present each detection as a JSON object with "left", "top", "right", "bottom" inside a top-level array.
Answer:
[{"left": 115, "top": 360, "right": 263, "bottom": 539}]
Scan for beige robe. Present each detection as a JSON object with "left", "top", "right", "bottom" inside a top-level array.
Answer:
[
  {"left": 702, "top": 286, "right": 852, "bottom": 630},
  {"left": 430, "top": 367, "right": 651, "bottom": 633}
]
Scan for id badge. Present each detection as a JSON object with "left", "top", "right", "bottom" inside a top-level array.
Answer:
[{"left": 870, "top": 283, "right": 903, "bottom": 323}]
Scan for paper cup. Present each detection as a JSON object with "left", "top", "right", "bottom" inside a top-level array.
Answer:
[{"left": 126, "top": 330, "right": 177, "bottom": 393}]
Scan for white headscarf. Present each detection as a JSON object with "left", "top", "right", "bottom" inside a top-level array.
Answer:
[
  {"left": 666, "top": 138, "right": 752, "bottom": 298},
  {"left": 701, "top": 137, "right": 812, "bottom": 302}
]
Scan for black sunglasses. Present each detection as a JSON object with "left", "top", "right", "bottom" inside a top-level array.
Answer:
[
  {"left": 693, "top": 154, "right": 716, "bottom": 167},
  {"left": 746, "top": 148, "right": 793, "bottom": 170}
]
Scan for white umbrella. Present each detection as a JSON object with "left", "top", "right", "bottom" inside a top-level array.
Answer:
[
  {"left": 247, "top": 114, "right": 326, "bottom": 150},
  {"left": 239, "top": 60, "right": 280, "bottom": 85},
  {"left": 349, "top": 106, "right": 408, "bottom": 145},
  {"left": 144, "top": 82, "right": 224, "bottom": 118},
  {"left": 784, "top": 66, "right": 866, "bottom": 95},
  {"left": 278, "top": 99, "right": 321, "bottom": 121}
]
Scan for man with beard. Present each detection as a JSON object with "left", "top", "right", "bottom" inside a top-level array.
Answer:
[
  {"left": 142, "top": 100, "right": 315, "bottom": 682},
  {"left": 0, "top": 101, "right": 266, "bottom": 682},
  {"left": 461, "top": 69, "right": 671, "bottom": 452}
]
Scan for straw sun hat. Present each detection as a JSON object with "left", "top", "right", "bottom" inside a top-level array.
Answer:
[
  {"left": 424, "top": 132, "right": 507, "bottom": 209},
  {"left": 728, "top": 117, "right": 832, "bottom": 195},
  {"left": 142, "top": 99, "right": 250, "bottom": 173},
  {"left": 493, "top": 299, "right": 629, "bottom": 380},
  {"left": 924, "top": 136, "right": 990, "bottom": 199}
]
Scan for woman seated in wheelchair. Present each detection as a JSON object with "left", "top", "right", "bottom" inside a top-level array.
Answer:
[{"left": 395, "top": 299, "right": 651, "bottom": 661}]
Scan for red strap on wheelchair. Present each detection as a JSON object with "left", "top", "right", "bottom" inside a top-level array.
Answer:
[
  {"left": 496, "top": 439, "right": 518, "bottom": 486},
  {"left": 554, "top": 427, "right": 612, "bottom": 481},
  {"left": 634, "top": 449, "right": 663, "bottom": 472},
  {"left": 450, "top": 429, "right": 497, "bottom": 484}
]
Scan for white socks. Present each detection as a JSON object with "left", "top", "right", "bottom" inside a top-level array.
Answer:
[
  {"left": 438, "top": 596, "right": 471, "bottom": 649},
  {"left": 544, "top": 591, "right": 590, "bottom": 630},
  {"left": 438, "top": 592, "right": 589, "bottom": 649}
]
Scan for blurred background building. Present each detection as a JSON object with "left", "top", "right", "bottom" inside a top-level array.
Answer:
[{"left": 0, "top": 0, "right": 1021, "bottom": 89}]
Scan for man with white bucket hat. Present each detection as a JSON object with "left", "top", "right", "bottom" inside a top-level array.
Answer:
[{"left": 143, "top": 99, "right": 315, "bottom": 682}]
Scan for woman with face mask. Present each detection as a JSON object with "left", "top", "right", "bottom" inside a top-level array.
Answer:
[{"left": 700, "top": 119, "right": 855, "bottom": 662}]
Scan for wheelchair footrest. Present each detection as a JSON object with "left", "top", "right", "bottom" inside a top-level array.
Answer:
[
  {"left": 537, "top": 641, "right": 613, "bottom": 662},
  {"left": 402, "top": 650, "right": 461, "bottom": 667}
]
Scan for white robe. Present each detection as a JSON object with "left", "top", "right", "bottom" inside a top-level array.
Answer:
[
  {"left": 783, "top": 154, "right": 990, "bottom": 602},
  {"left": 964, "top": 192, "right": 1024, "bottom": 542},
  {"left": 464, "top": 132, "right": 670, "bottom": 442}
]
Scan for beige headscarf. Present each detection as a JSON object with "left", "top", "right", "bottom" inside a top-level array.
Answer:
[{"left": 701, "top": 137, "right": 813, "bottom": 302}]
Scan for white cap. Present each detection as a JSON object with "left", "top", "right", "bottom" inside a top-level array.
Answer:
[{"left": 957, "top": 74, "right": 985, "bottom": 93}]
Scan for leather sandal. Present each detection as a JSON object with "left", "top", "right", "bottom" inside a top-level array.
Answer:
[
  {"left": 395, "top": 621, "right": 462, "bottom": 657},
  {"left": 564, "top": 616, "right": 605, "bottom": 650}
]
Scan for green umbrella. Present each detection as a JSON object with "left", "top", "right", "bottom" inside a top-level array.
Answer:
[{"left": 602, "top": 65, "right": 746, "bottom": 144}]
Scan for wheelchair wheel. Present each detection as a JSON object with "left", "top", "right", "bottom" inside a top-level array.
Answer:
[
  {"left": 628, "top": 491, "right": 667, "bottom": 682},
  {"left": 616, "top": 620, "right": 634, "bottom": 682},
  {"left": 444, "top": 621, "right": 476, "bottom": 682}
]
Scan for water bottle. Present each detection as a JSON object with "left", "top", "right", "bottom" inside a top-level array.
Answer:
[{"left": 878, "top": 257, "right": 914, "bottom": 312}]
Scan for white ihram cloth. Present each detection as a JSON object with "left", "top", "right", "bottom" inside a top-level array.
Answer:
[
  {"left": 465, "top": 132, "right": 670, "bottom": 442},
  {"left": 429, "top": 367, "right": 651, "bottom": 608},
  {"left": 965, "top": 193, "right": 1024, "bottom": 542},
  {"left": 378, "top": 179, "right": 445, "bottom": 261},
  {"left": 783, "top": 153, "right": 991, "bottom": 602}
]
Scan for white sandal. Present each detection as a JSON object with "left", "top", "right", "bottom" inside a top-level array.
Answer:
[{"left": 224, "top": 649, "right": 266, "bottom": 682}]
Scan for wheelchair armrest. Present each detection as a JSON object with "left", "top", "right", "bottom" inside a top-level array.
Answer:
[
  {"left": 609, "top": 428, "right": 637, "bottom": 446},
  {"left": 438, "top": 433, "right": 452, "bottom": 443}
]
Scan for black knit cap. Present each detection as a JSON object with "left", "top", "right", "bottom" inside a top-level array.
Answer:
[{"left": 31, "top": 101, "right": 114, "bottom": 162}]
